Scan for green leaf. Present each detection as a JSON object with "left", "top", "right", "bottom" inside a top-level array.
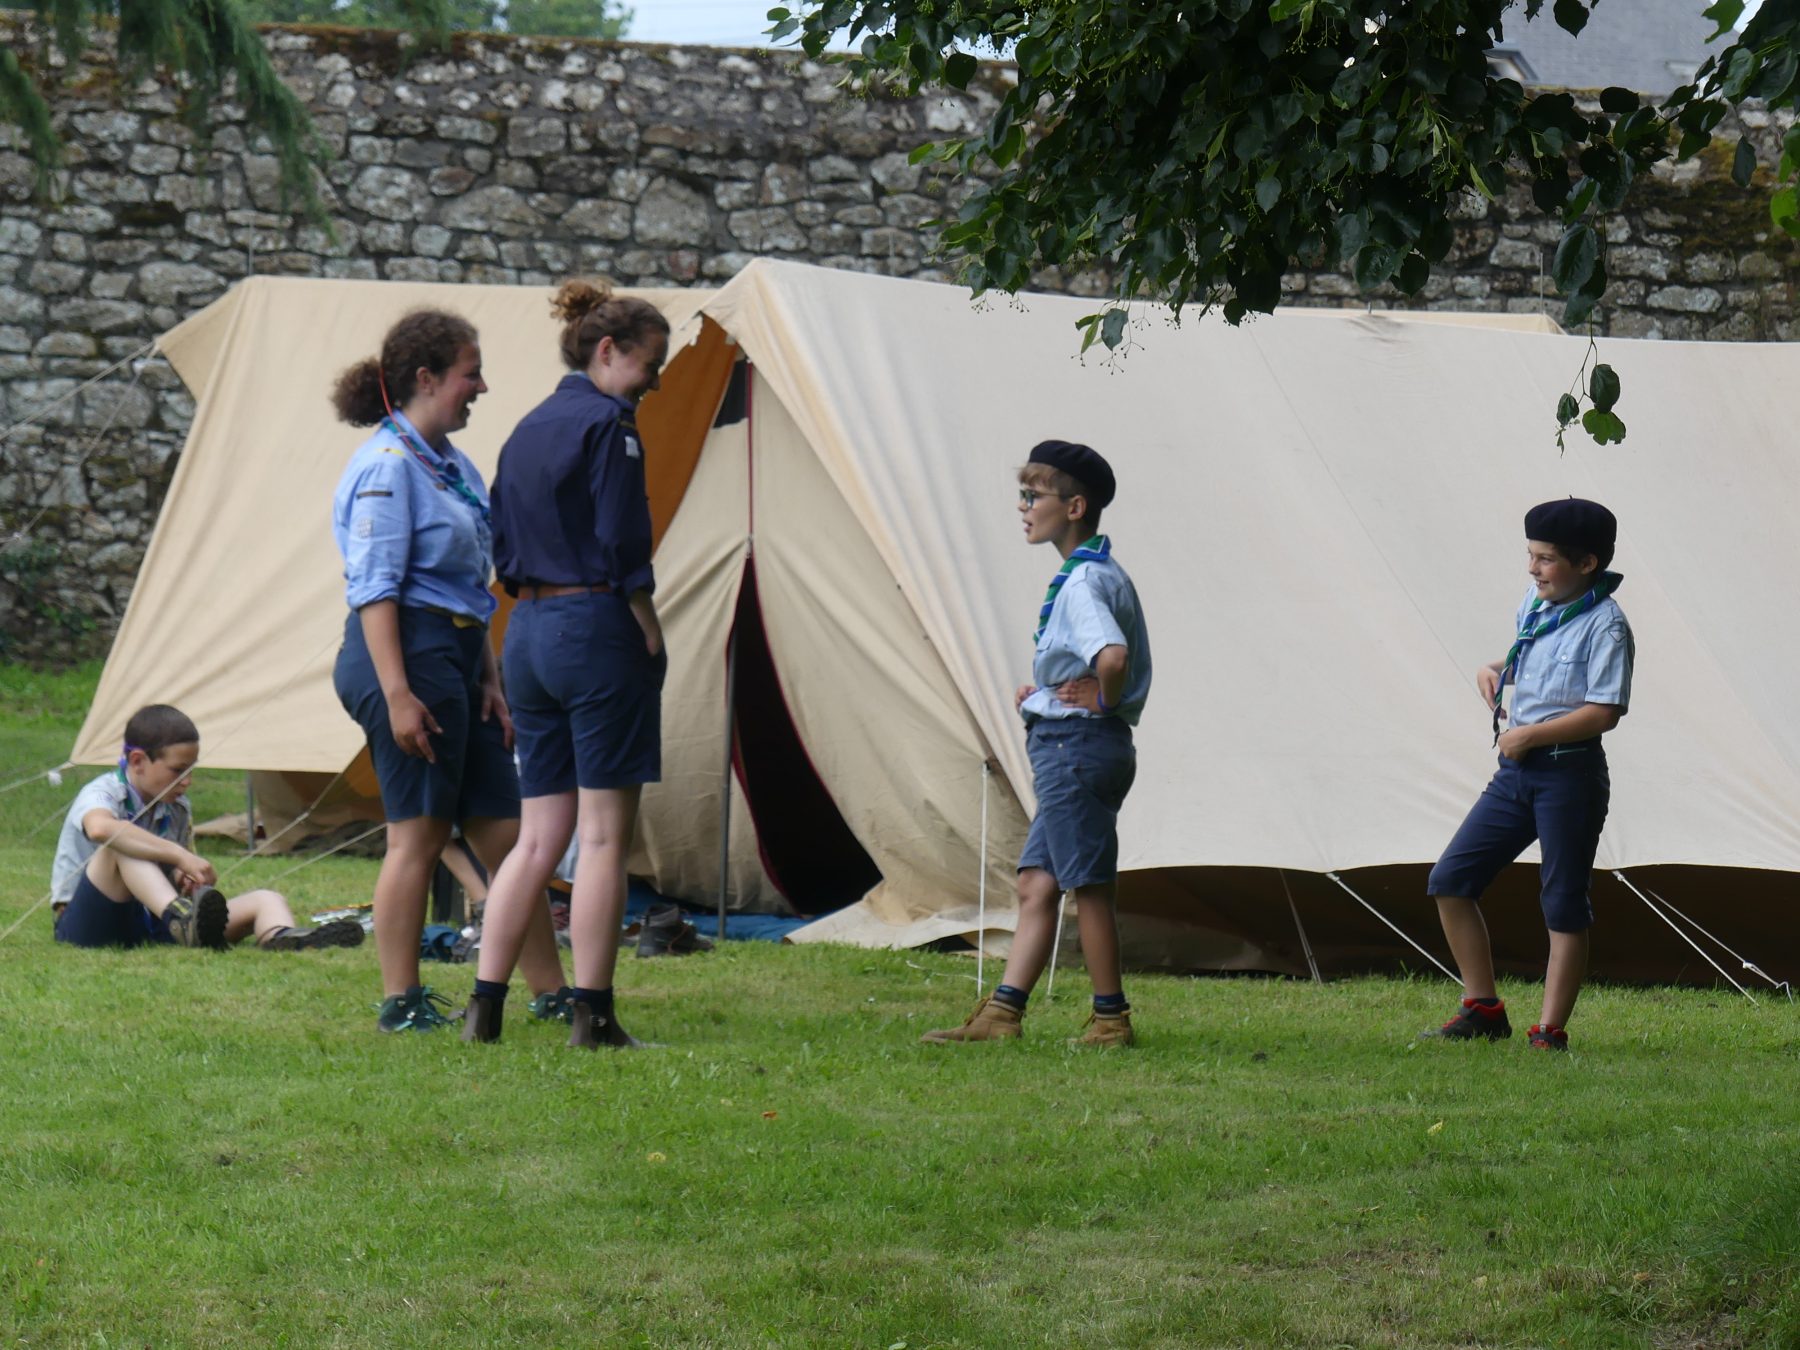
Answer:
[
  {"left": 1598, "top": 86, "right": 1638, "bottom": 114},
  {"left": 1396, "top": 251, "right": 1428, "bottom": 294},
  {"left": 1269, "top": 0, "right": 1312, "bottom": 19},
  {"left": 1255, "top": 174, "right": 1280, "bottom": 213},
  {"left": 1557, "top": 393, "right": 1580, "bottom": 427},
  {"left": 1100, "top": 308, "right": 1129, "bottom": 350},
  {"left": 1722, "top": 46, "right": 1760, "bottom": 101},
  {"left": 1588, "top": 363, "right": 1620, "bottom": 413},
  {"left": 765, "top": 6, "right": 790, "bottom": 19},
  {"left": 1771, "top": 186, "right": 1800, "bottom": 238},
  {"left": 1581, "top": 408, "right": 1628, "bottom": 445},
  {"left": 991, "top": 124, "right": 1026, "bottom": 168},
  {"left": 944, "top": 52, "right": 977, "bottom": 89},
  {"left": 1551, "top": 223, "right": 1598, "bottom": 293},
  {"left": 1732, "top": 135, "right": 1756, "bottom": 188},
  {"left": 1702, "top": 0, "right": 1745, "bottom": 41},
  {"left": 1564, "top": 288, "right": 1599, "bottom": 327}
]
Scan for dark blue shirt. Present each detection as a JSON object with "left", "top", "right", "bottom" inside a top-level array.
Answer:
[{"left": 491, "top": 373, "right": 655, "bottom": 596}]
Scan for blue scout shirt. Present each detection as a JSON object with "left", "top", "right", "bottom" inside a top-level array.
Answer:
[
  {"left": 490, "top": 374, "right": 655, "bottom": 596},
  {"left": 1020, "top": 555, "right": 1152, "bottom": 726},
  {"left": 331, "top": 411, "right": 497, "bottom": 623},
  {"left": 1506, "top": 583, "right": 1634, "bottom": 728}
]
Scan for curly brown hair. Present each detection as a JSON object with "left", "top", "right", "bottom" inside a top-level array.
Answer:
[
  {"left": 551, "top": 279, "right": 670, "bottom": 371},
  {"left": 330, "top": 309, "right": 478, "bottom": 426}
]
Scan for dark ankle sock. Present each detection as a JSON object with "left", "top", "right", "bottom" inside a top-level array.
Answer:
[
  {"left": 257, "top": 926, "right": 290, "bottom": 947},
  {"left": 992, "top": 984, "right": 1029, "bottom": 1011},
  {"left": 473, "top": 978, "right": 509, "bottom": 1002},
  {"left": 1093, "top": 991, "right": 1129, "bottom": 1016},
  {"left": 571, "top": 986, "right": 614, "bottom": 1017},
  {"left": 1470, "top": 996, "right": 1503, "bottom": 1008}
]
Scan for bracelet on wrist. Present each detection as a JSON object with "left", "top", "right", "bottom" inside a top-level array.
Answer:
[{"left": 1096, "top": 689, "right": 1116, "bottom": 713}]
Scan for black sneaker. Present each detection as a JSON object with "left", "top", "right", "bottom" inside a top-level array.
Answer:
[
  {"left": 636, "top": 901, "right": 715, "bottom": 958},
  {"left": 261, "top": 919, "right": 365, "bottom": 951},
  {"left": 165, "top": 887, "right": 229, "bottom": 951},
  {"left": 1420, "top": 998, "right": 1512, "bottom": 1041},
  {"left": 567, "top": 998, "right": 643, "bottom": 1050},
  {"left": 376, "top": 985, "right": 457, "bottom": 1033},
  {"left": 1527, "top": 1023, "right": 1569, "bottom": 1051}
]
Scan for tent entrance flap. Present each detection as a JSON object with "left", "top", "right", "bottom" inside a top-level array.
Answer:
[{"left": 728, "top": 554, "right": 880, "bottom": 916}]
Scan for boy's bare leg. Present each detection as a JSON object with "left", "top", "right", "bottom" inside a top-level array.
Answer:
[
  {"left": 374, "top": 815, "right": 453, "bottom": 996},
  {"left": 996, "top": 868, "right": 1062, "bottom": 994},
  {"left": 225, "top": 890, "right": 298, "bottom": 945},
  {"left": 1072, "top": 883, "right": 1123, "bottom": 997},
  {"left": 438, "top": 839, "right": 489, "bottom": 910},
  {"left": 567, "top": 787, "right": 640, "bottom": 991},
  {"left": 1541, "top": 929, "right": 1589, "bottom": 1028},
  {"left": 1434, "top": 895, "right": 1498, "bottom": 1000},
  {"left": 94, "top": 852, "right": 181, "bottom": 917},
  {"left": 467, "top": 807, "right": 569, "bottom": 996}
]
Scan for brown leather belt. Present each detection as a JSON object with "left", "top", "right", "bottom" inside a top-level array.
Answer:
[{"left": 515, "top": 583, "right": 614, "bottom": 600}]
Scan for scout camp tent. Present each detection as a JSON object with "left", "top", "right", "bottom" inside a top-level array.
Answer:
[{"left": 73, "top": 262, "right": 1800, "bottom": 985}]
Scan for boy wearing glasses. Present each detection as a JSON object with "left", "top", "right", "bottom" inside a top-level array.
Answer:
[{"left": 923, "top": 440, "right": 1152, "bottom": 1048}]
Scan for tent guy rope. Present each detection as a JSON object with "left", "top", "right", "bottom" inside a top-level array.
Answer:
[
  {"left": 1612, "top": 870, "right": 1758, "bottom": 1004},
  {"left": 1324, "top": 871, "right": 1459, "bottom": 983}
]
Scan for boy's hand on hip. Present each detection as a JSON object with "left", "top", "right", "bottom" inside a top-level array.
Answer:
[
  {"left": 1054, "top": 675, "right": 1101, "bottom": 712},
  {"left": 480, "top": 681, "right": 514, "bottom": 751},
  {"left": 1014, "top": 684, "right": 1036, "bottom": 711},
  {"left": 387, "top": 689, "right": 441, "bottom": 762}
]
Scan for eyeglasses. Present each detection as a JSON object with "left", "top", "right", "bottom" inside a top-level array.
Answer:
[{"left": 1018, "top": 488, "right": 1069, "bottom": 507}]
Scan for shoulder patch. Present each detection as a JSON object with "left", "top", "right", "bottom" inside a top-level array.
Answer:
[{"left": 1607, "top": 621, "right": 1626, "bottom": 643}]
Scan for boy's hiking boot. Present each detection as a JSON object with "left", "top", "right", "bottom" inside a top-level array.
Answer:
[
  {"left": 165, "top": 887, "right": 229, "bottom": 951},
  {"left": 460, "top": 993, "right": 504, "bottom": 1044},
  {"left": 376, "top": 985, "right": 457, "bottom": 1033},
  {"left": 528, "top": 986, "right": 575, "bottom": 1022},
  {"left": 1527, "top": 1023, "right": 1570, "bottom": 1051},
  {"left": 260, "top": 919, "right": 365, "bottom": 951},
  {"left": 1421, "top": 997, "right": 1512, "bottom": 1042},
  {"left": 568, "top": 999, "right": 643, "bottom": 1050},
  {"left": 920, "top": 996, "right": 1024, "bottom": 1044},
  {"left": 636, "top": 901, "right": 714, "bottom": 958},
  {"left": 1071, "top": 1010, "right": 1136, "bottom": 1048}
]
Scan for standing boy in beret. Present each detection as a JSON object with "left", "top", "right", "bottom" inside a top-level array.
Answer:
[
  {"left": 922, "top": 440, "right": 1152, "bottom": 1048},
  {"left": 1423, "top": 499, "right": 1633, "bottom": 1051}
]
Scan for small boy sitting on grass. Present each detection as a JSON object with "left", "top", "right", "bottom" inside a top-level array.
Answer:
[
  {"left": 922, "top": 440, "right": 1152, "bottom": 1048},
  {"left": 50, "top": 704, "right": 364, "bottom": 953}
]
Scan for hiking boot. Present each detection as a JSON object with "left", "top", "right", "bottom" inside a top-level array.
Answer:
[
  {"left": 260, "top": 919, "right": 365, "bottom": 951},
  {"left": 1071, "top": 1010, "right": 1136, "bottom": 1048},
  {"left": 528, "top": 986, "right": 575, "bottom": 1022},
  {"left": 165, "top": 887, "right": 229, "bottom": 951},
  {"left": 1527, "top": 1023, "right": 1570, "bottom": 1051},
  {"left": 636, "top": 901, "right": 715, "bottom": 958},
  {"left": 920, "top": 996, "right": 1024, "bottom": 1044},
  {"left": 568, "top": 998, "right": 643, "bottom": 1050},
  {"left": 461, "top": 993, "right": 504, "bottom": 1044},
  {"left": 376, "top": 985, "right": 457, "bottom": 1033},
  {"left": 1420, "top": 998, "right": 1512, "bottom": 1041}
]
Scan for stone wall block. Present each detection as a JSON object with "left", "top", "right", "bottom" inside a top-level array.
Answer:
[
  {"left": 730, "top": 207, "right": 807, "bottom": 253},
  {"left": 508, "top": 117, "right": 569, "bottom": 157},
  {"left": 1609, "top": 245, "right": 1672, "bottom": 280},
  {"left": 636, "top": 178, "right": 712, "bottom": 246},
  {"left": 352, "top": 165, "right": 426, "bottom": 221},
  {"left": 564, "top": 200, "right": 633, "bottom": 241},
  {"left": 442, "top": 185, "right": 544, "bottom": 237},
  {"left": 1647, "top": 284, "right": 1725, "bottom": 313}
]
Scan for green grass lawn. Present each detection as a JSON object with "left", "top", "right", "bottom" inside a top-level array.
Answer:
[{"left": 2, "top": 665, "right": 1797, "bottom": 1347}]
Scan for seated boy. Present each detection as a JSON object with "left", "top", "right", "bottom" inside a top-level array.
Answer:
[{"left": 50, "top": 704, "right": 364, "bottom": 952}]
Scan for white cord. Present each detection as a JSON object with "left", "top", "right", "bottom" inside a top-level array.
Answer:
[
  {"left": 976, "top": 759, "right": 989, "bottom": 995},
  {"left": 1621, "top": 872, "right": 1791, "bottom": 999},
  {"left": 1611, "top": 871, "right": 1758, "bottom": 1004},
  {"left": 1045, "top": 890, "right": 1068, "bottom": 1001},
  {"left": 1280, "top": 869, "right": 1324, "bottom": 984},
  {"left": 1325, "top": 871, "right": 1459, "bottom": 983}
]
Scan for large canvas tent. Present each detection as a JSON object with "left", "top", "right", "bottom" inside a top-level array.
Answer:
[{"left": 74, "top": 262, "right": 1800, "bottom": 984}]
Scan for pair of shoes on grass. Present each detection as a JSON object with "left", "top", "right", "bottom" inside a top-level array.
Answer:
[
  {"left": 461, "top": 990, "right": 642, "bottom": 1049},
  {"left": 920, "top": 996, "right": 1135, "bottom": 1048},
  {"left": 164, "top": 887, "right": 229, "bottom": 950},
  {"left": 376, "top": 985, "right": 458, "bottom": 1033},
  {"left": 1420, "top": 998, "right": 1569, "bottom": 1051},
  {"left": 635, "top": 901, "right": 715, "bottom": 958}
]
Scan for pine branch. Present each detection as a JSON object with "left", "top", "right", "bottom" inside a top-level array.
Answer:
[{"left": 0, "top": 44, "right": 60, "bottom": 195}]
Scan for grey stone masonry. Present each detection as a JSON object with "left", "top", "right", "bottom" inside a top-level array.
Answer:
[{"left": 2, "top": 17, "right": 1798, "bottom": 661}]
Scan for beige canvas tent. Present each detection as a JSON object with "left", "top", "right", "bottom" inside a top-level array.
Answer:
[{"left": 75, "top": 262, "right": 1800, "bottom": 983}]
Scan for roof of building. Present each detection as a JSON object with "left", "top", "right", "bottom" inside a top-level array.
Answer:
[{"left": 1488, "top": 0, "right": 1728, "bottom": 95}]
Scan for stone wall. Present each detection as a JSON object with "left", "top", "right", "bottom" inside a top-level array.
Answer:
[{"left": 2, "top": 17, "right": 1797, "bottom": 662}]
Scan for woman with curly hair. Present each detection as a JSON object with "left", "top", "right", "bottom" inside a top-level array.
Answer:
[{"left": 460, "top": 280, "right": 672, "bottom": 1050}]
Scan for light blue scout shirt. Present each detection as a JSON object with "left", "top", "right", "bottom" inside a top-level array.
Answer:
[
  {"left": 331, "top": 410, "right": 497, "bottom": 623},
  {"left": 50, "top": 769, "right": 192, "bottom": 908},
  {"left": 1506, "top": 582, "right": 1634, "bottom": 728},
  {"left": 1020, "top": 556, "right": 1153, "bottom": 726}
]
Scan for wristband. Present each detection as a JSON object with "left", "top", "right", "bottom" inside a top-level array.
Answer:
[{"left": 1096, "top": 688, "right": 1116, "bottom": 714}]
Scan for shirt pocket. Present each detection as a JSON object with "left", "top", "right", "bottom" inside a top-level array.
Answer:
[{"left": 1549, "top": 648, "right": 1589, "bottom": 705}]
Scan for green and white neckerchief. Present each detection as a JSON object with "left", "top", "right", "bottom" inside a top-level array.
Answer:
[
  {"left": 1492, "top": 570, "right": 1623, "bottom": 741},
  {"left": 1035, "top": 534, "right": 1111, "bottom": 642}
]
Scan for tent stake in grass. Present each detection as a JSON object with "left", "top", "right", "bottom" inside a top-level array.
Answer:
[{"left": 1281, "top": 870, "right": 1324, "bottom": 985}]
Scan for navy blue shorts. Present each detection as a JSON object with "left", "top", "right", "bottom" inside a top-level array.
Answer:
[
  {"left": 54, "top": 871, "right": 173, "bottom": 949},
  {"left": 1427, "top": 741, "right": 1611, "bottom": 933},
  {"left": 333, "top": 607, "right": 522, "bottom": 824},
  {"left": 1017, "top": 717, "right": 1137, "bottom": 890},
  {"left": 503, "top": 591, "right": 666, "bottom": 796}
]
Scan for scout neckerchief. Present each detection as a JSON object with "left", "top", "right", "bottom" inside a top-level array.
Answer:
[
  {"left": 1491, "top": 570, "right": 1623, "bottom": 742},
  {"left": 1035, "top": 534, "right": 1111, "bottom": 642},
  {"left": 381, "top": 414, "right": 491, "bottom": 527}
]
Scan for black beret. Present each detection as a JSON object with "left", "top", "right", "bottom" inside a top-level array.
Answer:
[
  {"left": 1524, "top": 497, "right": 1616, "bottom": 564},
  {"left": 1028, "top": 439, "right": 1116, "bottom": 509}
]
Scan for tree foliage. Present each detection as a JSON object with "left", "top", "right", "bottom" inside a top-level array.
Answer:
[
  {"left": 238, "top": 0, "right": 630, "bottom": 38},
  {"left": 786, "top": 0, "right": 1797, "bottom": 388}
]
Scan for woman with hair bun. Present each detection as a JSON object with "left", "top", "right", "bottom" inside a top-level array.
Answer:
[
  {"left": 460, "top": 279, "right": 672, "bottom": 1051},
  {"left": 330, "top": 309, "right": 568, "bottom": 1033}
]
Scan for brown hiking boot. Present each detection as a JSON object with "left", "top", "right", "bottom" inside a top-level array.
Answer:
[
  {"left": 460, "top": 993, "right": 504, "bottom": 1044},
  {"left": 1071, "top": 1011, "right": 1136, "bottom": 1048},
  {"left": 165, "top": 887, "right": 229, "bottom": 951},
  {"left": 568, "top": 999, "right": 643, "bottom": 1050},
  {"left": 920, "top": 996, "right": 1024, "bottom": 1044}
]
